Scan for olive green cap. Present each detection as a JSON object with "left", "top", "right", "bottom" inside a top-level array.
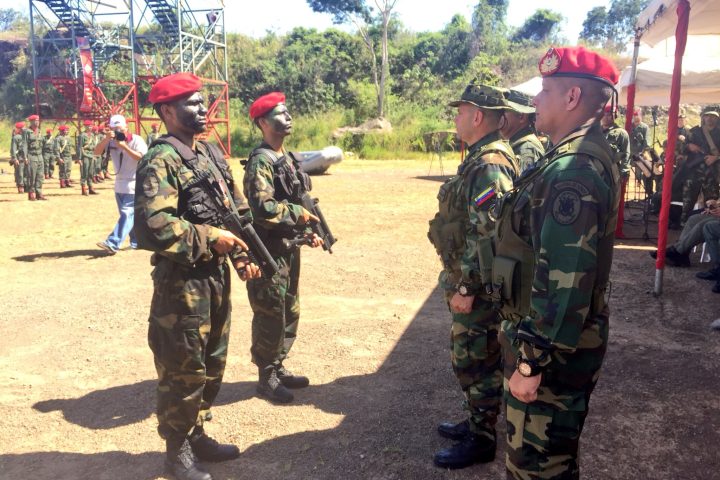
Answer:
[
  {"left": 448, "top": 84, "right": 510, "bottom": 110},
  {"left": 505, "top": 89, "right": 535, "bottom": 114},
  {"left": 701, "top": 106, "right": 719, "bottom": 118}
]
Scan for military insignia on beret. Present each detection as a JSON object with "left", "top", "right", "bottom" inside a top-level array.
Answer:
[
  {"left": 143, "top": 172, "right": 160, "bottom": 198},
  {"left": 539, "top": 48, "right": 561, "bottom": 76},
  {"left": 552, "top": 188, "right": 581, "bottom": 225}
]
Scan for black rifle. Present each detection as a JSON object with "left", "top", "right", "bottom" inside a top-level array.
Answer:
[
  {"left": 300, "top": 192, "right": 337, "bottom": 254},
  {"left": 191, "top": 170, "right": 280, "bottom": 278}
]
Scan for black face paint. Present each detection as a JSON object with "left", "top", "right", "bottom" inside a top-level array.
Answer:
[
  {"left": 265, "top": 104, "right": 293, "bottom": 135},
  {"left": 174, "top": 92, "right": 208, "bottom": 134}
]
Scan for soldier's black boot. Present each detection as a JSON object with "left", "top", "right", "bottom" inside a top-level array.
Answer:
[
  {"left": 256, "top": 366, "right": 294, "bottom": 403},
  {"left": 437, "top": 419, "right": 470, "bottom": 441},
  {"left": 433, "top": 432, "right": 496, "bottom": 469},
  {"left": 189, "top": 426, "right": 240, "bottom": 462},
  {"left": 276, "top": 365, "right": 309, "bottom": 389},
  {"left": 696, "top": 265, "right": 720, "bottom": 281},
  {"left": 165, "top": 437, "right": 212, "bottom": 480}
]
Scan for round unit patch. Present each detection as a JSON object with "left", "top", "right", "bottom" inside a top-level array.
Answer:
[{"left": 552, "top": 189, "right": 581, "bottom": 225}]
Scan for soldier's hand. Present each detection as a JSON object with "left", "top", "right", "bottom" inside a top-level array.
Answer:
[
  {"left": 212, "top": 229, "right": 249, "bottom": 255},
  {"left": 306, "top": 232, "right": 324, "bottom": 248},
  {"left": 449, "top": 292, "right": 474, "bottom": 314},
  {"left": 704, "top": 155, "right": 719, "bottom": 166},
  {"left": 509, "top": 370, "right": 542, "bottom": 404},
  {"left": 687, "top": 143, "right": 702, "bottom": 153},
  {"left": 299, "top": 207, "right": 319, "bottom": 225},
  {"left": 234, "top": 257, "right": 261, "bottom": 281}
]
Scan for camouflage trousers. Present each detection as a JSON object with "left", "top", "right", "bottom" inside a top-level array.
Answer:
[
  {"left": 247, "top": 250, "right": 300, "bottom": 369},
  {"left": 58, "top": 159, "right": 72, "bottom": 181},
  {"left": 13, "top": 161, "right": 25, "bottom": 187},
  {"left": 80, "top": 156, "right": 95, "bottom": 187},
  {"left": 25, "top": 156, "right": 45, "bottom": 196},
  {"left": 446, "top": 291, "right": 502, "bottom": 441},
  {"left": 147, "top": 258, "right": 232, "bottom": 440},
  {"left": 43, "top": 154, "right": 54, "bottom": 177},
  {"left": 500, "top": 312, "right": 608, "bottom": 480},
  {"left": 680, "top": 169, "right": 718, "bottom": 224}
]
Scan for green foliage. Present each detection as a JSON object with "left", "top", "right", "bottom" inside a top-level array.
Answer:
[
  {"left": 0, "top": 51, "right": 35, "bottom": 119},
  {"left": 513, "top": 9, "right": 564, "bottom": 43},
  {"left": 580, "top": 0, "right": 651, "bottom": 51},
  {"left": 0, "top": 8, "right": 27, "bottom": 32}
]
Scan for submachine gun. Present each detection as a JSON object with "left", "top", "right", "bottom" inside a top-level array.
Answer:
[
  {"left": 190, "top": 169, "right": 280, "bottom": 278},
  {"left": 281, "top": 192, "right": 337, "bottom": 254}
]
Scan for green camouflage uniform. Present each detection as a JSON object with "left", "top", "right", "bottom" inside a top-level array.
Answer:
[
  {"left": 630, "top": 121, "right": 651, "bottom": 192},
  {"left": 78, "top": 130, "right": 95, "bottom": 188},
  {"left": 509, "top": 126, "right": 545, "bottom": 174},
  {"left": 96, "top": 132, "right": 108, "bottom": 176},
  {"left": 243, "top": 143, "right": 311, "bottom": 370},
  {"left": 495, "top": 121, "right": 619, "bottom": 479},
  {"left": 23, "top": 128, "right": 45, "bottom": 197},
  {"left": 147, "top": 131, "right": 159, "bottom": 147},
  {"left": 42, "top": 133, "right": 55, "bottom": 178},
  {"left": 678, "top": 124, "right": 720, "bottom": 223},
  {"left": 604, "top": 123, "right": 631, "bottom": 179},
  {"left": 10, "top": 131, "right": 25, "bottom": 189},
  {"left": 55, "top": 134, "right": 73, "bottom": 182},
  {"left": 134, "top": 136, "right": 250, "bottom": 441}
]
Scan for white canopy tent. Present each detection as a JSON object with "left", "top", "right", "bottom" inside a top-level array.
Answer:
[
  {"left": 511, "top": 76, "right": 542, "bottom": 97},
  {"left": 637, "top": 0, "right": 720, "bottom": 46}
]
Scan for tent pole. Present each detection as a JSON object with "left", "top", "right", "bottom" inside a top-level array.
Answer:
[{"left": 653, "top": 0, "right": 691, "bottom": 297}]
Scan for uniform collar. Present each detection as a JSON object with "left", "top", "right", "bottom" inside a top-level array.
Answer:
[
  {"left": 466, "top": 131, "right": 502, "bottom": 157},
  {"left": 509, "top": 126, "right": 535, "bottom": 144}
]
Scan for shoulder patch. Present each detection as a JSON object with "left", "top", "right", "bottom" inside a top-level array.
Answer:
[
  {"left": 551, "top": 181, "right": 588, "bottom": 225},
  {"left": 143, "top": 171, "right": 160, "bottom": 198}
]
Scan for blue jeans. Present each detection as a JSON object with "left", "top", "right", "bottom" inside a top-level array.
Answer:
[
  {"left": 702, "top": 219, "right": 720, "bottom": 265},
  {"left": 105, "top": 192, "right": 137, "bottom": 250}
]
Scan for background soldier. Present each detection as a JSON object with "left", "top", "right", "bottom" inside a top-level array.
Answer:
[
  {"left": 135, "top": 72, "right": 259, "bottom": 480},
  {"left": 96, "top": 126, "right": 110, "bottom": 180},
  {"left": 78, "top": 121, "right": 98, "bottom": 196},
  {"left": 147, "top": 122, "right": 160, "bottom": 146},
  {"left": 10, "top": 121, "right": 25, "bottom": 193},
  {"left": 23, "top": 114, "right": 47, "bottom": 201},
  {"left": 244, "top": 92, "right": 321, "bottom": 404},
  {"left": 42, "top": 127, "right": 55, "bottom": 180},
  {"left": 91, "top": 125, "right": 104, "bottom": 183},
  {"left": 601, "top": 104, "right": 630, "bottom": 238},
  {"left": 496, "top": 46, "right": 619, "bottom": 479},
  {"left": 630, "top": 106, "right": 651, "bottom": 193},
  {"left": 55, "top": 125, "right": 73, "bottom": 188},
  {"left": 500, "top": 89, "right": 545, "bottom": 174},
  {"left": 679, "top": 107, "right": 720, "bottom": 226},
  {"left": 428, "top": 84, "right": 518, "bottom": 469}
]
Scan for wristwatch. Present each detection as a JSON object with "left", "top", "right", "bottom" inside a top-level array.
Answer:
[
  {"left": 516, "top": 358, "right": 542, "bottom": 377},
  {"left": 456, "top": 283, "right": 476, "bottom": 297}
]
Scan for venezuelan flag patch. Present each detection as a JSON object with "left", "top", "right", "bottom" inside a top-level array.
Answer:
[{"left": 473, "top": 186, "right": 496, "bottom": 208}]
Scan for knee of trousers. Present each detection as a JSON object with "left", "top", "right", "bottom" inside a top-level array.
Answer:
[{"left": 450, "top": 308, "right": 501, "bottom": 375}]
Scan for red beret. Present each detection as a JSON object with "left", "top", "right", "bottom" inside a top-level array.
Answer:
[
  {"left": 633, "top": 107, "right": 642, "bottom": 115},
  {"left": 27, "top": 114, "right": 39, "bottom": 121},
  {"left": 58, "top": 125, "right": 69, "bottom": 131},
  {"left": 15, "top": 122, "right": 25, "bottom": 129},
  {"left": 151, "top": 123, "right": 159, "bottom": 128},
  {"left": 249, "top": 92, "right": 285, "bottom": 120},
  {"left": 46, "top": 128, "right": 53, "bottom": 133},
  {"left": 149, "top": 72, "right": 203, "bottom": 104},
  {"left": 91, "top": 126, "right": 99, "bottom": 132},
  {"left": 83, "top": 120, "right": 92, "bottom": 126},
  {"left": 539, "top": 46, "right": 619, "bottom": 87}
]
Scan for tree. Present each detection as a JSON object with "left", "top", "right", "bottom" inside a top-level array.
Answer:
[
  {"left": 307, "top": 0, "right": 398, "bottom": 118},
  {"left": 513, "top": 9, "right": 563, "bottom": 43},
  {"left": 579, "top": 0, "right": 650, "bottom": 51},
  {"left": 0, "top": 9, "right": 24, "bottom": 32},
  {"left": 579, "top": 6, "right": 608, "bottom": 46},
  {"left": 470, "top": 0, "right": 509, "bottom": 56}
]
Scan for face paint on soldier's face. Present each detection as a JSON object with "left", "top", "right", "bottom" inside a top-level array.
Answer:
[
  {"left": 263, "top": 104, "right": 293, "bottom": 136},
  {"left": 173, "top": 92, "right": 208, "bottom": 134}
]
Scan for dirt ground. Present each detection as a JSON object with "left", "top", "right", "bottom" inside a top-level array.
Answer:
[{"left": 0, "top": 157, "right": 718, "bottom": 480}]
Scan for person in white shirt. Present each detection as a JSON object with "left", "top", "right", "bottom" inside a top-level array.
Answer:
[{"left": 94, "top": 114, "right": 148, "bottom": 254}]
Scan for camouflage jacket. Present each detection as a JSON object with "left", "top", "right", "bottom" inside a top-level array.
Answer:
[
  {"left": 10, "top": 133, "right": 24, "bottom": 161},
  {"left": 500, "top": 120, "right": 619, "bottom": 365},
  {"left": 147, "top": 133, "right": 159, "bottom": 147},
  {"left": 603, "top": 124, "right": 631, "bottom": 177},
  {"left": 242, "top": 142, "right": 306, "bottom": 234},
  {"left": 509, "top": 126, "right": 545, "bottom": 174},
  {"left": 54, "top": 135, "right": 73, "bottom": 161},
  {"left": 134, "top": 139, "right": 250, "bottom": 266},
  {"left": 41, "top": 135, "right": 54, "bottom": 158},
  {"left": 630, "top": 122, "right": 649, "bottom": 155},
  {"left": 78, "top": 132, "right": 95, "bottom": 159},
  {"left": 23, "top": 128, "right": 43, "bottom": 157}
]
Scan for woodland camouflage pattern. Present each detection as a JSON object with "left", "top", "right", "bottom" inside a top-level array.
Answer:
[
  {"left": 78, "top": 130, "right": 95, "bottom": 188},
  {"left": 10, "top": 132, "right": 25, "bottom": 187},
  {"left": 23, "top": 127, "right": 45, "bottom": 196},
  {"left": 42, "top": 133, "right": 55, "bottom": 178},
  {"left": 54, "top": 134, "right": 73, "bottom": 182},
  {"left": 603, "top": 124, "right": 631, "bottom": 178},
  {"left": 498, "top": 121, "right": 619, "bottom": 479},
  {"left": 509, "top": 127, "right": 545, "bottom": 174},
  {"left": 680, "top": 125, "right": 720, "bottom": 224}
]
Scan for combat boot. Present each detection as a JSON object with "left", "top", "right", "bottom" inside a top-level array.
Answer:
[
  {"left": 28, "top": 192, "right": 36, "bottom": 201},
  {"left": 696, "top": 265, "right": 720, "bottom": 281},
  {"left": 189, "top": 426, "right": 240, "bottom": 462},
  {"left": 44, "top": 174, "right": 49, "bottom": 179},
  {"left": 256, "top": 366, "right": 294, "bottom": 403},
  {"left": 665, "top": 246, "right": 690, "bottom": 267},
  {"left": 713, "top": 280, "right": 720, "bottom": 294},
  {"left": 103, "top": 171, "right": 110, "bottom": 179},
  {"left": 89, "top": 187, "right": 99, "bottom": 195},
  {"left": 433, "top": 432, "right": 496, "bottom": 470},
  {"left": 81, "top": 186, "right": 88, "bottom": 196},
  {"left": 59, "top": 180, "right": 65, "bottom": 188},
  {"left": 437, "top": 419, "right": 470, "bottom": 441},
  {"left": 37, "top": 194, "right": 48, "bottom": 201},
  {"left": 276, "top": 365, "right": 309, "bottom": 389},
  {"left": 165, "top": 437, "right": 212, "bottom": 480},
  {"left": 17, "top": 185, "right": 23, "bottom": 193}
]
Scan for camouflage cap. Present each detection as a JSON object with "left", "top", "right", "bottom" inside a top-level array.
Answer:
[
  {"left": 448, "top": 84, "right": 510, "bottom": 110},
  {"left": 505, "top": 89, "right": 535, "bottom": 114}
]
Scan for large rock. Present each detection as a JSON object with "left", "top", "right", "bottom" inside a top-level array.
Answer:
[{"left": 332, "top": 117, "right": 393, "bottom": 139}]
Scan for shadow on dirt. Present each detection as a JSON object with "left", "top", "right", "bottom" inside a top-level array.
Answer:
[
  {"left": 13, "top": 250, "right": 110, "bottom": 261},
  {"left": 414, "top": 175, "right": 451, "bottom": 182},
  {"left": 0, "top": 451, "right": 163, "bottom": 480}
]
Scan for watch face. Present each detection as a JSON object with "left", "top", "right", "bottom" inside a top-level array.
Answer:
[
  {"left": 518, "top": 361, "right": 532, "bottom": 377},
  {"left": 459, "top": 285, "right": 468, "bottom": 295}
]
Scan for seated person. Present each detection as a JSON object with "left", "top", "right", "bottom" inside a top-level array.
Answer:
[
  {"left": 650, "top": 199, "right": 720, "bottom": 266},
  {"left": 696, "top": 214, "right": 720, "bottom": 293}
]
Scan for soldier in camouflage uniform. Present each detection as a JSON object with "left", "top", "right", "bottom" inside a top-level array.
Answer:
[
  {"left": 428, "top": 84, "right": 519, "bottom": 469},
  {"left": 54, "top": 125, "right": 73, "bottom": 188},
  {"left": 42, "top": 128, "right": 55, "bottom": 179},
  {"left": 678, "top": 107, "right": 720, "bottom": 225},
  {"left": 78, "top": 121, "right": 99, "bottom": 195},
  {"left": 496, "top": 46, "right": 619, "bottom": 479},
  {"left": 135, "top": 73, "right": 260, "bottom": 480},
  {"left": 10, "top": 122, "right": 25, "bottom": 193},
  {"left": 96, "top": 126, "right": 110, "bottom": 179},
  {"left": 500, "top": 89, "right": 545, "bottom": 175},
  {"left": 601, "top": 104, "right": 630, "bottom": 238},
  {"left": 23, "top": 114, "right": 48, "bottom": 201},
  {"left": 147, "top": 122, "right": 160, "bottom": 146},
  {"left": 243, "top": 92, "right": 321, "bottom": 404},
  {"left": 630, "top": 107, "right": 651, "bottom": 194},
  {"left": 90, "top": 125, "right": 104, "bottom": 183}
]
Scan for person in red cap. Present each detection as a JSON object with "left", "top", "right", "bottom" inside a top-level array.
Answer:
[
  {"left": 243, "top": 92, "right": 322, "bottom": 404},
  {"left": 78, "top": 120, "right": 99, "bottom": 196},
  {"left": 10, "top": 121, "right": 26, "bottom": 193},
  {"left": 23, "top": 114, "right": 48, "bottom": 200},
  {"left": 42, "top": 127, "right": 55, "bottom": 179},
  {"left": 134, "top": 72, "right": 259, "bottom": 480},
  {"left": 54, "top": 125, "right": 73, "bottom": 188},
  {"left": 601, "top": 104, "right": 630, "bottom": 237},
  {"left": 495, "top": 46, "right": 621, "bottom": 479},
  {"left": 146, "top": 122, "right": 161, "bottom": 146}
]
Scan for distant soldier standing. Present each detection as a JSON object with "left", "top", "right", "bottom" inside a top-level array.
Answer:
[
  {"left": 601, "top": 104, "right": 630, "bottom": 238},
  {"left": 78, "top": 120, "right": 99, "bottom": 195},
  {"left": 96, "top": 126, "right": 110, "bottom": 180},
  {"left": 147, "top": 122, "right": 160, "bottom": 146},
  {"left": 500, "top": 89, "right": 545, "bottom": 174},
  {"left": 428, "top": 84, "right": 518, "bottom": 469},
  {"left": 23, "top": 114, "right": 48, "bottom": 201},
  {"left": 244, "top": 92, "right": 321, "bottom": 404},
  {"left": 630, "top": 107, "right": 651, "bottom": 193},
  {"left": 496, "top": 46, "right": 620, "bottom": 479},
  {"left": 91, "top": 125, "right": 104, "bottom": 183},
  {"left": 10, "top": 121, "right": 25, "bottom": 193},
  {"left": 42, "top": 127, "right": 55, "bottom": 179},
  {"left": 55, "top": 125, "right": 73, "bottom": 188}
]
